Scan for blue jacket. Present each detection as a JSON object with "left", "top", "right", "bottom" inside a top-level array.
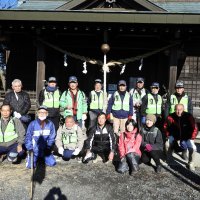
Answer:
[
  {"left": 107, "top": 91, "right": 133, "bottom": 119},
  {"left": 25, "top": 119, "right": 56, "bottom": 151}
]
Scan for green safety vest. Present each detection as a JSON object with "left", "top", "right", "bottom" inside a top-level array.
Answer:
[
  {"left": 62, "top": 127, "right": 78, "bottom": 145},
  {"left": 146, "top": 94, "right": 162, "bottom": 114},
  {"left": 90, "top": 90, "right": 104, "bottom": 110},
  {"left": 60, "top": 90, "right": 87, "bottom": 120},
  {"left": 112, "top": 91, "right": 130, "bottom": 111},
  {"left": 43, "top": 89, "right": 60, "bottom": 108},
  {"left": 0, "top": 118, "right": 18, "bottom": 143},
  {"left": 169, "top": 94, "right": 188, "bottom": 113}
]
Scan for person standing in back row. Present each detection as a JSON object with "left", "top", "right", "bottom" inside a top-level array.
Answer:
[
  {"left": 129, "top": 77, "right": 148, "bottom": 128},
  {"left": 60, "top": 76, "right": 88, "bottom": 128},
  {"left": 165, "top": 80, "right": 193, "bottom": 118},
  {"left": 39, "top": 77, "right": 61, "bottom": 131},
  {"left": 141, "top": 82, "right": 163, "bottom": 130},
  {"left": 3, "top": 79, "right": 31, "bottom": 127},
  {"left": 107, "top": 80, "right": 133, "bottom": 136},
  {"left": 88, "top": 79, "right": 105, "bottom": 129}
]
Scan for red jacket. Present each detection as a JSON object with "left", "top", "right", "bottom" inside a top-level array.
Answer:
[
  {"left": 164, "top": 112, "right": 198, "bottom": 140},
  {"left": 118, "top": 128, "right": 142, "bottom": 159}
]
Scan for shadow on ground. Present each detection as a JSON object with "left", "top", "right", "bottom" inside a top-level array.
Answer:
[{"left": 44, "top": 187, "right": 67, "bottom": 200}]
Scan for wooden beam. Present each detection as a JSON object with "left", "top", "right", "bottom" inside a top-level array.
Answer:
[
  {"left": 1, "top": 11, "right": 200, "bottom": 24},
  {"left": 5, "top": 50, "right": 10, "bottom": 64}
]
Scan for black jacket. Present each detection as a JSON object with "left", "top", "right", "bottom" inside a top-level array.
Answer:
[
  {"left": 3, "top": 91, "right": 31, "bottom": 115},
  {"left": 141, "top": 125, "right": 163, "bottom": 151},
  {"left": 85, "top": 124, "right": 116, "bottom": 152}
]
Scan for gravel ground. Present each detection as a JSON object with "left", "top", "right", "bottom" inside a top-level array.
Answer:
[{"left": 0, "top": 156, "right": 200, "bottom": 200}]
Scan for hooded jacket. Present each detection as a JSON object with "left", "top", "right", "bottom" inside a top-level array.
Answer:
[{"left": 141, "top": 125, "right": 163, "bottom": 151}]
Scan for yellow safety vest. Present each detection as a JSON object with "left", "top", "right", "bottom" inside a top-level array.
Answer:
[
  {"left": 90, "top": 90, "right": 104, "bottom": 110},
  {"left": 43, "top": 89, "right": 60, "bottom": 108},
  {"left": 169, "top": 94, "right": 188, "bottom": 113},
  {"left": 146, "top": 94, "right": 162, "bottom": 115},
  {"left": 62, "top": 127, "right": 78, "bottom": 145},
  {"left": 112, "top": 91, "right": 130, "bottom": 111},
  {"left": 0, "top": 118, "right": 18, "bottom": 143}
]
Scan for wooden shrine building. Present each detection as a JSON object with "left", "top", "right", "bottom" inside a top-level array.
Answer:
[{"left": 0, "top": 0, "right": 200, "bottom": 114}]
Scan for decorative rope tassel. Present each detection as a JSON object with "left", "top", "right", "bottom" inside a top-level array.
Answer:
[
  {"left": 82, "top": 61, "right": 87, "bottom": 74},
  {"left": 139, "top": 58, "right": 143, "bottom": 71},
  {"left": 64, "top": 54, "right": 68, "bottom": 67},
  {"left": 120, "top": 64, "right": 126, "bottom": 75}
]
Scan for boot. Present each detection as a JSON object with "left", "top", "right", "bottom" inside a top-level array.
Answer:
[
  {"left": 188, "top": 149, "right": 195, "bottom": 171},
  {"left": 0, "top": 154, "right": 7, "bottom": 163},
  {"left": 117, "top": 157, "right": 129, "bottom": 174},
  {"left": 181, "top": 149, "right": 188, "bottom": 161},
  {"left": 156, "top": 165, "right": 162, "bottom": 173},
  {"left": 132, "top": 164, "right": 140, "bottom": 172},
  {"left": 126, "top": 153, "right": 140, "bottom": 174},
  {"left": 165, "top": 141, "right": 175, "bottom": 165}
]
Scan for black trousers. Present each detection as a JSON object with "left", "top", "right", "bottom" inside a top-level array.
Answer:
[
  {"left": 91, "top": 146, "right": 110, "bottom": 162},
  {"left": 48, "top": 116, "right": 60, "bottom": 131},
  {"left": 141, "top": 150, "right": 163, "bottom": 166}
]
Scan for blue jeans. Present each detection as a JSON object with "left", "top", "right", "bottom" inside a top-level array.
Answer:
[{"left": 0, "top": 143, "right": 24, "bottom": 160}]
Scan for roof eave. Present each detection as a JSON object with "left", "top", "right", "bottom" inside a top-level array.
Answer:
[{"left": 0, "top": 10, "right": 200, "bottom": 24}]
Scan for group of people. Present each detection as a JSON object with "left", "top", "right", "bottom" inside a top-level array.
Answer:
[{"left": 0, "top": 76, "right": 198, "bottom": 174}]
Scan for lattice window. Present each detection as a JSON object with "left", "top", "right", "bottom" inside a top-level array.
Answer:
[{"left": 179, "top": 56, "right": 200, "bottom": 107}]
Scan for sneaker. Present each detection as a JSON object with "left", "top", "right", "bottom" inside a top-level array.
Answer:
[
  {"left": 105, "top": 160, "right": 112, "bottom": 165},
  {"left": 188, "top": 162, "right": 195, "bottom": 171},
  {"left": 156, "top": 165, "right": 162, "bottom": 173},
  {"left": 76, "top": 157, "right": 82, "bottom": 163},
  {"left": 54, "top": 155, "right": 63, "bottom": 162}
]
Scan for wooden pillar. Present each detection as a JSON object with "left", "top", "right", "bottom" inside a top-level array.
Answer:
[
  {"left": 168, "top": 47, "right": 178, "bottom": 94},
  {"left": 169, "top": 66, "right": 177, "bottom": 94},
  {"left": 36, "top": 44, "right": 45, "bottom": 103}
]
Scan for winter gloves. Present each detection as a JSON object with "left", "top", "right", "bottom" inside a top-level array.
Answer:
[
  {"left": 145, "top": 144, "right": 152, "bottom": 152},
  {"left": 72, "top": 148, "right": 81, "bottom": 156},
  {"left": 58, "top": 147, "right": 64, "bottom": 155},
  {"left": 14, "top": 111, "right": 21, "bottom": 119}
]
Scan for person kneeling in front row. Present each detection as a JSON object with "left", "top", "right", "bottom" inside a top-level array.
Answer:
[
  {"left": 55, "top": 115, "right": 85, "bottom": 161},
  {"left": 117, "top": 119, "right": 142, "bottom": 175},
  {"left": 83, "top": 112, "right": 116, "bottom": 163},
  {"left": 25, "top": 106, "right": 56, "bottom": 168},
  {"left": 140, "top": 114, "right": 163, "bottom": 173}
]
